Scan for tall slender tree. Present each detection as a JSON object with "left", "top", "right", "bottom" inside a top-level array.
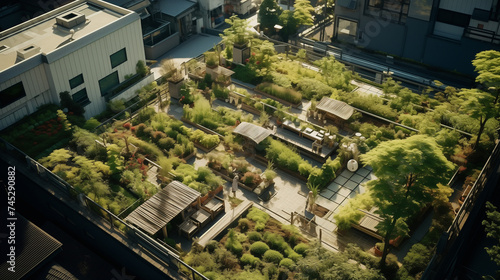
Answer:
[
  {"left": 293, "top": 0, "right": 314, "bottom": 26},
  {"left": 361, "top": 135, "right": 454, "bottom": 267}
]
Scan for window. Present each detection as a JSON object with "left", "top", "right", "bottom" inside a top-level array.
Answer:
[
  {"left": 366, "top": 0, "right": 409, "bottom": 24},
  {"left": 69, "top": 74, "right": 84, "bottom": 89},
  {"left": 437, "top": 9, "right": 470, "bottom": 28},
  {"left": 338, "top": 18, "right": 358, "bottom": 36},
  {"left": 72, "top": 88, "right": 90, "bottom": 106},
  {"left": 408, "top": 0, "right": 432, "bottom": 21},
  {"left": 110, "top": 48, "right": 127, "bottom": 68},
  {"left": 0, "top": 82, "right": 26, "bottom": 108},
  {"left": 99, "top": 72, "right": 119, "bottom": 96}
]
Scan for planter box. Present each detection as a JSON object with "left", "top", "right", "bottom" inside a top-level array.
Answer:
[
  {"left": 233, "top": 43, "right": 250, "bottom": 64},
  {"left": 181, "top": 117, "right": 224, "bottom": 140},
  {"left": 168, "top": 77, "right": 185, "bottom": 99},
  {"left": 193, "top": 141, "right": 218, "bottom": 153},
  {"left": 208, "top": 166, "right": 257, "bottom": 192},
  {"left": 254, "top": 88, "right": 301, "bottom": 108},
  {"left": 240, "top": 103, "right": 261, "bottom": 116},
  {"left": 205, "top": 65, "right": 219, "bottom": 81},
  {"left": 254, "top": 154, "right": 308, "bottom": 182}
]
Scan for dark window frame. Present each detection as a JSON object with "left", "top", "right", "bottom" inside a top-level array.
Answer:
[
  {"left": 110, "top": 48, "right": 127, "bottom": 68},
  {"left": 72, "top": 88, "right": 90, "bottom": 106},
  {"left": 99, "top": 71, "right": 119, "bottom": 96},
  {"left": 0, "top": 82, "right": 27, "bottom": 108},
  {"left": 69, "top": 74, "right": 84, "bottom": 89},
  {"left": 365, "top": 0, "right": 410, "bottom": 24},
  {"left": 437, "top": 9, "right": 471, "bottom": 28}
]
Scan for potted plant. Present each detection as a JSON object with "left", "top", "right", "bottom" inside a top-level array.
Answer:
[
  {"left": 374, "top": 242, "right": 384, "bottom": 257},
  {"left": 167, "top": 70, "right": 184, "bottom": 99}
]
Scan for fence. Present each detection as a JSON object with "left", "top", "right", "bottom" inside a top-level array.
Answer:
[
  {"left": 422, "top": 140, "right": 500, "bottom": 279},
  {"left": 0, "top": 137, "right": 209, "bottom": 280}
]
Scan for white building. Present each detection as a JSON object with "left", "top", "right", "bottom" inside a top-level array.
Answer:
[{"left": 0, "top": 0, "right": 154, "bottom": 130}]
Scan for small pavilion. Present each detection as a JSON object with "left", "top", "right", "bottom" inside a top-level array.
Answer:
[
  {"left": 316, "top": 97, "right": 354, "bottom": 127},
  {"left": 232, "top": 122, "right": 274, "bottom": 150},
  {"left": 125, "top": 181, "right": 201, "bottom": 237}
]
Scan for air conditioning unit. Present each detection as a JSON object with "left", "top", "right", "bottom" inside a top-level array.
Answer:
[
  {"left": 56, "top": 12, "right": 86, "bottom": 29},
  {"left": 17, "top": 44, "right": 40, "bottom": 60}
]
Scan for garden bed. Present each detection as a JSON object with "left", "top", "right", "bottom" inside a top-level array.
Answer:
[{"left": 254, "top": 83, "right": 302, "bottom": 108}]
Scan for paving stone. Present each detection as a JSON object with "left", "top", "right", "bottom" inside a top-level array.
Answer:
[
  {"left": 330, "top": 193, "right": 346, "bottom": 204},
  {"left": 320, "top": 188, "right": 335, "bottom": 199},
  {"left": 357, "top": 168, "right": 370, "bottom": 177},
  {"left": 337, "top": 187, "right": 351, "bottom": 197},
  {"left": 340, "top": 169, "right": 354, "bottom": 179},
  {"left": 334, "top": 176, "right": 348, "bottom": 185},
  {"left": 351, "top": 174, "right": 364, "bottom": 184},
  {"left": 327, "top": 182, "right": 341, "bottom": 193},
  {"left": 344, "top": 180, "right": 359, "bottom": 190}
]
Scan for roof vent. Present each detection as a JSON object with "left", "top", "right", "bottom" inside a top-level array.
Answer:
[
  {"left": 56, "top": 12, "right": 86, "bottom": 29},
  {"left": 17, "top": 44, "right": 41, "bottom": 60}
]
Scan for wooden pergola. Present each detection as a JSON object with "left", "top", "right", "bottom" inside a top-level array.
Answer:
[
  {"left": 233, "top": 122, "right": 273, "bottom": 144},
  {"left": 125, "top": 181, "right": 201, "bottom": 236},
  {"left": 316, "top": 97, "right": 354, "bottom": 127}
]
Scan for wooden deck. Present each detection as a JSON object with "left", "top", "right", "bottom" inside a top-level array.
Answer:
[{"left": 196, "top": 200, "right": 253, "bottom": 247}]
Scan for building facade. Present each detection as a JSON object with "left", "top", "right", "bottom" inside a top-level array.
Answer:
[
  {"left": 0, "top": 0, "right": 153, "bottom": 130},
  {"left": 334, "top": 0, "right": 500, "bottom": 75}
]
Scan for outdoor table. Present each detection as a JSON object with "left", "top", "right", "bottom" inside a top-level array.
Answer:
[
  {"left": 191, "top": 208, "right": 211, "bottom": 227},
  {"left": 179, "top": 219, "right": 199, "bottom": 239}
]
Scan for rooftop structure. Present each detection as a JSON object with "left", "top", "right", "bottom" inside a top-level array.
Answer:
[
  {"left": 233, "top": 121, "right": 274, "bottom": 144},
  {"left": 316, "top": 97, "right": 354, "bottom": 120},
  {"left": 125, "top": 181, "right": 201, "bottom": 235},
  {"left": 0, "top": 0, "right": 153, "bottom": 130}
]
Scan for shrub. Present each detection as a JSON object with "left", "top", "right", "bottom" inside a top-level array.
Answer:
[
  {"left": 293, "top": 243, "right": 310, "bottom": 255},
  {"left": 279, "top": 258, "right": 295, "bottom": 270},
  {"left": 401, "top": 243, "right": 432, "bottom": 275},
  {"left": 238, "top": 218, "right": 251, "bottom": 232},
  {"left": 247, "top": 231, "right": 262, "bottom": 242},
  {"left": 298, "top": 78, "right": 334, "bottom": 100},
  {"left": 247, "top": 208, "right": 269, "bottom": 231},
  {"left": 225, "top": 229, "right": 243, "bottom": 256},
  {"left": 157, "top": 137, "right": 176, "bottom": 151},
  {"left": 287, "top": 252, "right": 302, "bottom": 262},
  {"left": 250, "top": 241, "right": 269, "bottom": 257},
  {"left": 240, "top": 253, "right": 261, "bottom": 267},
  {"left": 264, "top": 232, "right": 288, "bottom": 252},
  {"left": 263, "top": 250, "right": 284, "bottom": 264},
  {"left": 206, "top": 240, "right": 219, "bottom": 253},
  {"left": 256, "top": 82, "right": 302, "bottom": 104},
  {"left": 83, "top": 118, "right": 101, "bottom": 131}
]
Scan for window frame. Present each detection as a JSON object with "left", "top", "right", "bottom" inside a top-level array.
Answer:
[
  {"left": 365, "top": 0, "right": 410, "bottom": 24},
  {"left": 69, "top": 74, "right": 84, "bottom": 89},
  {"left": 72, "top": 88, "right": 90, "bottom": 106},
  {"left": 110, "top": 48, "right": 127, "bottom": 68},
  {"left": 0, "top": 82, "right": 27, "bottom": 108},
  {"left": 99, "top": 71, "right": 119, "bottom": 96}
]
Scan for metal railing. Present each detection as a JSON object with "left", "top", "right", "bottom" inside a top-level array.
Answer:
[
  {"left": 0, "top": 137, "right": 208, "bottom": 280},
  {"left": 422, "top": 140, "right": 500, "bottom": 279}
]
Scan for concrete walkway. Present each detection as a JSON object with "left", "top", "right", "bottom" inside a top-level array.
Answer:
[{"left": 150, "top": 34, "right": 222, "bottom": 80}]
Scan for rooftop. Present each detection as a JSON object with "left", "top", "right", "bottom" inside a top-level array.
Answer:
[
  {"left": 125, "top": 181, "right": 201, "bottom": 235},
  {"left": 0, "top": 0, "right": 131, "bottom": 72}
]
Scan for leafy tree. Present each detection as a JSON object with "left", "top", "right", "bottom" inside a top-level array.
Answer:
[
  {"left": 258, "top": 0, "right": 282, "bottom": 34},
  {"left": 59, "top": 91, "right": 85, "bottom": 116},
  {"left": 221, "top": 15, "right": 252, "bottom": 46},
  {"left": 361, "top": 135, "right": 454, "bottom": 267},
  {"left": 458, "top": 89, "right": 498, "bottom": 149},
  {"left": 278, "top": 10, "right": 298, "bottom": 41},
  {"left": 317, "top": 56, "right": 353, "bottom": 90},
  {"left": 473, "top": 50, "right": 500, "bottom": 90},
  {"left": 483, "top": 201, "right": 500, "bottom": 279},
  {"left": 293, "top": 0, "right": 314, "bottom": 26}
]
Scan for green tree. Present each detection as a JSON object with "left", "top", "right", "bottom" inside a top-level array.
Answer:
[
  {"left": 258, "top": 0, "right": 282, "bottom": 34},
  {"left": 361, "top": 135, "right": 454, "bottom": 267},
  {"left": 278, "top": 10, "right": 298, "bottom": 41},
  {"left": 59, "top": 91, "right": 85, "bottom": 116},
  {"left": 483, "top": 201, "right": 500, "bottom": 279},
  {"left": 458, "top": 89, "right": 498, "bottom": 149},
  {"left": 293, "top": 0, "right": 314, "bottom": 26},
  {"left": 221, "top": 15, "right": 252, "bottom": 46}
]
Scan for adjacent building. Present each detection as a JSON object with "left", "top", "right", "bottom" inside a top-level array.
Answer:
[
  {"left": 0, "top": 0, "right": 153, "bottom": 130},
  {"left": 334, "top": 0, "right": 500, "bottom": 75}
]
